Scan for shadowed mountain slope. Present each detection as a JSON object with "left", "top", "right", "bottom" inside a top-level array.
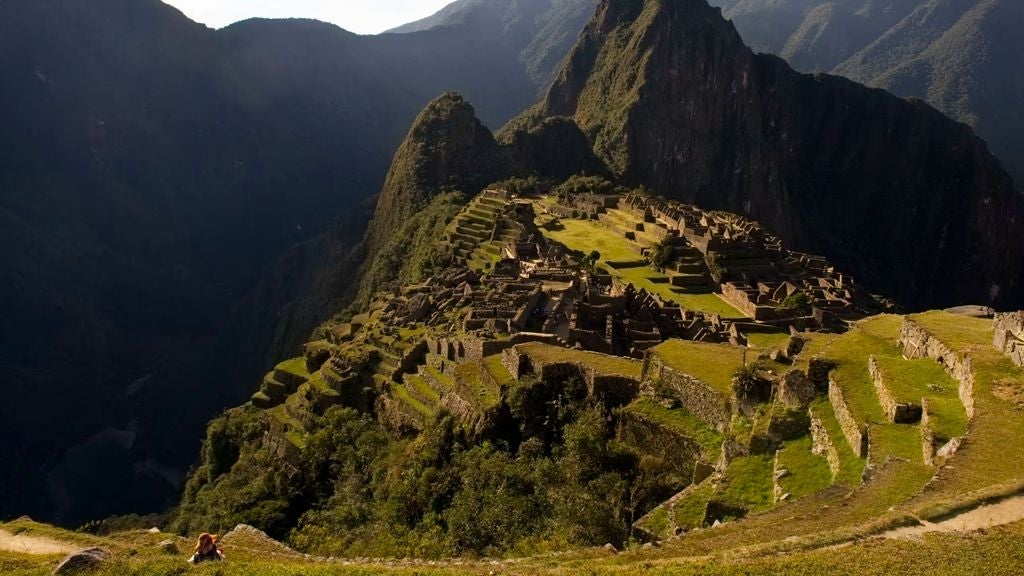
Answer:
[
  {"left": 0, "top": 0, "right": 584, "bottom": 525},
  {"left": 503, "top": 0, "right": 1024, "bottom": 309},
  {"left": 708, "top": 0, "right": 1024, "bottom": 188}
]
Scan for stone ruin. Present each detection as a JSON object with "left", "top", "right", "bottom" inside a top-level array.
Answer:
[{"left": 994, "top": 312, "right": 1024, "bottom": 368}]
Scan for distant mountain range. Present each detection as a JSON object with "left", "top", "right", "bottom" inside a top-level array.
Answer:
[
  {"left": 0, "top": 0, "right": 592, "bottom": 525},
  {"left": 708, "top": 0, "right": 1024, "bottom": 186}
]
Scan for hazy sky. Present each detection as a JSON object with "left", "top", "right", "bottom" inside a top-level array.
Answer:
[{"left": 162, "top": 1, "right": 455, "bottom": 34}]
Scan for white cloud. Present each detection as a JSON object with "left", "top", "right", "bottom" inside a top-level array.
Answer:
[{"left": 161, "top": 0, "right": 455, "bottom": 34}]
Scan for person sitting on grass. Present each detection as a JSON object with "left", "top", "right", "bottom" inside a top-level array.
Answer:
[{"left": 189, "top": 533, "right": 223, "bottom": 564}]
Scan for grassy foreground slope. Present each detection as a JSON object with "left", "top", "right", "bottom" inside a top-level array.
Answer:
[{"left": 5, "top": 516, "right": 1024, "bottom": 575}]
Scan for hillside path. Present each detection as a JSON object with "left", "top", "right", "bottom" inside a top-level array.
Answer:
[
  {"left": 884, "top": 494, "right": 1024, "bottom": 539},
  {"left": 0, "top": 529, "right": 77, "bottom": 555}
]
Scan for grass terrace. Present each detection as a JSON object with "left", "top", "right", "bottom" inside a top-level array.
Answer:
[
  {"left": 648, "top": 340, "right": 748, "bottom": 395},
  {"left": 624, "top": 396, "right": 724, "bottom": 459},
  {"left": 775, "top": 436, "right": 834, "bottom": 499},
  {"left": 516, "top": 342, "right": 643, "bottom": 379},
  {"left": 903, "top": 311, "right": 1024, "bottom": 508}
]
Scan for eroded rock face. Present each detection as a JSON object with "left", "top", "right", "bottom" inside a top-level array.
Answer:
[
  {"left": 53, "top": 548, "right": 109, "bottom": 575},
  {"left": 518, "top": 0, "right": 1024, "bottom": 310}
]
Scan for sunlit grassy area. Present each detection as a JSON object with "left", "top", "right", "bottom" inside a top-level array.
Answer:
[
  {"left": 717, "top": 454, "right": 775, "bottom": 513},
  {"left": 776, "top": 436, "right": 833, "bottom": 499},
  {"left": 649, "top": 340, "right": 747, "bottom": 394},
  {"left": 516, "top": 342, "right": 643, "bottom": 378},
  {"left": 816, "top": 318, "right": 925, "bottom": 465},
  {"left": 624, "top": 396, "right": 724, "bottom": 458},
  {"left": 536, "top": 213, "right": 745, "bottom": 317},
  {"left": 904, "top": 312, "right": 1024, "bottom": 506},
  {"left": 745, "top": 332, "right": 791, "bottom": 350}
]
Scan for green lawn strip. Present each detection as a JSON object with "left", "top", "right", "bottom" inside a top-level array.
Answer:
[
  {"left": 405, "top": 374, "right": 440, "bottom": 403},
  {"left": 276, "top": 357, "right": 310, "bottom": 379},
  {"left": 392, "top": 384, "right": 433, "bottom": 417},
  {"left": 809, "top": 397, "right": 865, "bottom": 487},
  {"left": 610, "top": 264, "right": 745, "bottom": 317},
  {"left": 745, "top": 332, "right": 791, "bottom": 351},
  {"left": 903, "top": 311, "right": 1024, "bottom": 502},
  {"left": 717, "top": 454, "right": 775, "bottom": 513},
  {"left": 775, "top": 436, "right": 833, "bottom": 499},
  {"left": 649, "top": 340, "right": 746, "bottom": 395},
  {"left": 654, "top": 456, "right": 932, "bottom": 559},
  {"left": 424, "top": 365, "right": 455, "bottom": 390},
  {"left": 625, "top": 397, "right": 724, "bottom": 459},
  {"left": 670, "top": 481, "right": 717, "bottom": 530},
  {"left": 874, "top": 356, "right": 967, "bottom": 440},
  {"left": 539, "top": 216, "right": 642, "bottom": 262},
  {"left": 516, "top": 342, "right": 643, "bottom": 379},
  {"left": 455, "top": 362, "right": 500, "bottom": 408},
  {"left": 482, "top": 354, "right": 515, "bottom": 388},
  {"left": 818, "top": 327, "right": 922, "bottom": 464},
  {"left": 537, "top": 213, "right": 746, "bottom": 317}
]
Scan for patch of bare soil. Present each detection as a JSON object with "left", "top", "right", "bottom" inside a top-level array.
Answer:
[
  {"left": 0, "top": 529, "right": 78, "bottom": 555},
  {"left": 884, "top": 495, "right": 1024, "bottom": 539}
]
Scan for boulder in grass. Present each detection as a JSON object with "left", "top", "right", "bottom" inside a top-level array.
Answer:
[{"left": 53, "top": 548, "right": 110, "bottom": 575}]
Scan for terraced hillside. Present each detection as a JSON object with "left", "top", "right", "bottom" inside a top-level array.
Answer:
[{"left": 7, "top": 180, "right": 1024, "bottom": 573}]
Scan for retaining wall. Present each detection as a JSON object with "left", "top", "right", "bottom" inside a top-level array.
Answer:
[
  {"left": 828, "top": 379, "right": 869, "bottom": 458},
  {"left": 868, "top": 355, "right": 922, "bottom": 423},
  {"left": 899, "top": 319, "right": 975, "bottom": 419}
]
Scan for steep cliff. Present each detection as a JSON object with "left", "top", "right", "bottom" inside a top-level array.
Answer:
[
  {"left": 510, "top": 0, "right": 1024, "bottom": 309},
  {"left": 356, "top": 93, "right": 512, "bottom": 305},
  {"left": 708, "top": 0, "right": 1024, "bottom": 188}
]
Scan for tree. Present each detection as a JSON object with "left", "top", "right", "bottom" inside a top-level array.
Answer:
[{"left": 651, "top": 240, "right": 675, "bottom": 269}]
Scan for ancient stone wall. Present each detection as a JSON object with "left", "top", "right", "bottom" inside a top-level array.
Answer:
[
  {"left": 993, "top": 312, "right": 1024, "bottom": 368},
  {"left": 807, "top": 359, "right": 837, "bottom": 392},
  {"left": 779, "top": 370, "right": 817, "bottom": 409},
  {"left": 616, "top": 410, "right": 702, "bottom": 476},
  {"left": 643, "top": 355, "right": 732, "bottom": 430},
  {"left": 828, "top": 379, "right": 869, "bottom": 458},
  {"left": 899, "top": 319, "right": 975, "bottom": 419},
  {"left": 808, "top": 406, "right": 840, "bottom": 478},
  {"left": 868, "top": 356, "right": 922, "bottom": 423}
]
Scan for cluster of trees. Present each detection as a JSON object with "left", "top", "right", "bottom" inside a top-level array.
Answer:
[{"left": 173, "top": 376, "right": 685, "bottom": 558}]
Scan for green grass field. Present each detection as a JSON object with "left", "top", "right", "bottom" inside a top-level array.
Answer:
[
  {"left": 537, "top": 215, "right": 745, "bottom": 317},
  {"left": 649, "top": 340, "right": 748, "bottom": 394}
]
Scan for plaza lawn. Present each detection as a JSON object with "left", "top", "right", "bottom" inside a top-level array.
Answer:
[{"left": 538, "top": 215, "right": 745, "bottom": 317}]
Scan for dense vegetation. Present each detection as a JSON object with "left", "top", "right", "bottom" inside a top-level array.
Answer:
[{"left": 174, "top": 376, "right": 682, "bottom": 558}]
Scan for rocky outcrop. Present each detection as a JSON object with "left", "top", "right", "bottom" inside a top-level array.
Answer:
[
  {"left": 509, "top": 0, "right": 1024, "bottom": 309},
  {"left": 993, "top": 312, "right": 1024, "bottom": 368},
  {"left": 53, "top": 548, "right": 110, "bottom": 575}
]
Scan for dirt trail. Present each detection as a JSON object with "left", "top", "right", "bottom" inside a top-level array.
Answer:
[
  {"left": 0, "top": 529, "right": 77, "bottom": 555},
  {"left": 884, "top": 495, "right": 1024, "bottom": 539}
]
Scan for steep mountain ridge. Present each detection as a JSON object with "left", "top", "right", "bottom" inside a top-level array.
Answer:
[
  {"left": 708, "top": 0, "right": 1024, "bottom": 187},
  {"left": 507, "top": 0, "right": 1024, "bottom": 309},
  {"left": 355, "top": 93, "right": 513, "bottom": 307},
  {"left": 387, "top": 0, "right": 600, "bottom": 90}
]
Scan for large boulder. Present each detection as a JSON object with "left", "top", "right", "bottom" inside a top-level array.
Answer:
[{"left": 52, "top": 548, "right": 110, "bottom": 575}]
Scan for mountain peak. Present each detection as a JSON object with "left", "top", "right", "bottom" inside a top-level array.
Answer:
[{"left": 512, "top": 0, "right": 1024, "bottom": 309}]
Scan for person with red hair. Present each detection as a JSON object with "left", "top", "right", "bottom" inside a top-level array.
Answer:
[{"left": 189, "top": 533, "right": 223, "bottom": 564}]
